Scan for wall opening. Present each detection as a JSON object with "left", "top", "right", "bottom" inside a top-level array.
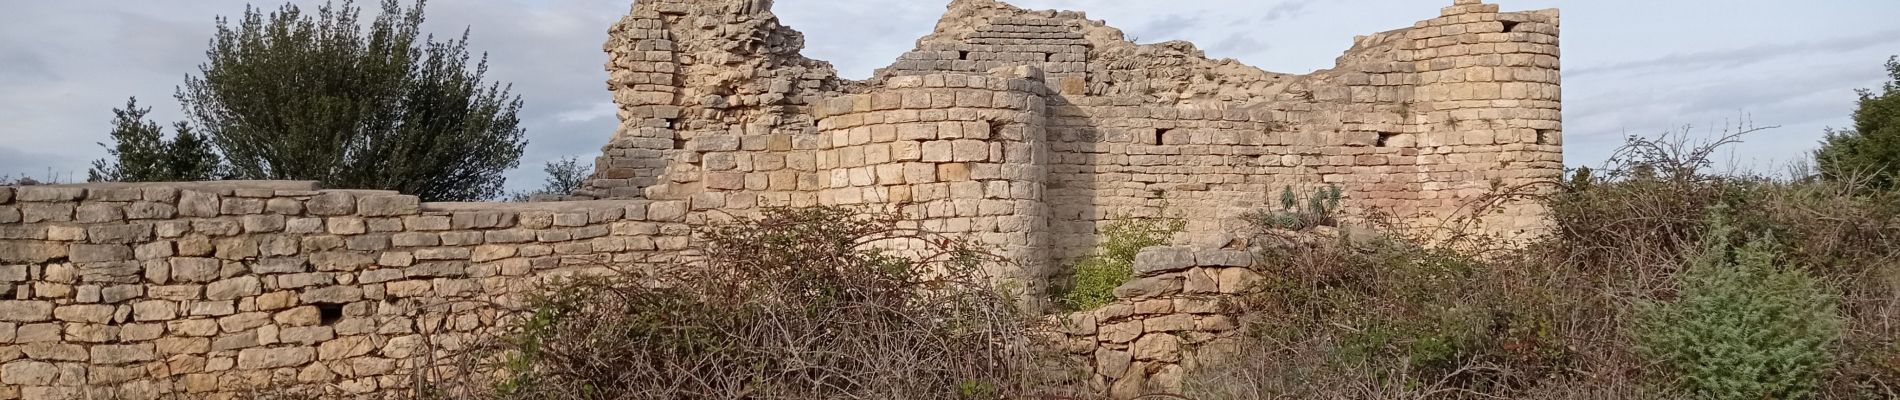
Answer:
[
  {"left": 1376, "top": 132, "right": 1398, "bottom": 147},
  {"left": 663, "top": 118, "right": 678, "bottom": 129},
  {"left": 1502, "top": 20, "right": 1522, "bottom": 32},
  {"left": 988, "top": 120, "right": 1007, "bottom": 138},
  {"left": 1535, "top": 129, "right": 1554, "bottom": 145},
  {"left": 317, "top": 303, "right": 346, "bottom": 325},
  {"left": 1152, "top": 128, "right": 1172, "bottom": 145},
  {"left": 673, "top": 138, "right": 688, "bottom": 150},
  {"left": 959, "top": 50, "right": 970, "bottom": 60}
]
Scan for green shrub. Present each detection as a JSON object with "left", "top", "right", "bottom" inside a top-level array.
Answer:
[
  {"left": 1057, "top": 217, "right": 1183, "bottom": 311},
  {"left": 1244, "top": 184, "right": 1343, "bottom": 231},
  {"left": 1637, "top": 210, "right": 1844, "bottom": 399}
]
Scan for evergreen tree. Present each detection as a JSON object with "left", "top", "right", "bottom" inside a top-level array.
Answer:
[
  {"left": 176, "top": 0, "right": 526, "bottom": 201},
  {"left": 89, "top": 98, "right": 223, "bottom": 182},
  {"left": 1814, "top": 56, "right": 1900, "bottom": 190},
  {"left": 507, "top": 156, "right": 592, "bottom": 202}
]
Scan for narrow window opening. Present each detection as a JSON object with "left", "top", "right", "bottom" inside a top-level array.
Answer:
[
  {"left": 1043, "top": 53, "right": 1053, "bottom": 62},
  {"left": 662, "top": 118, "right": 678, "bottom": 129},
  {"left": 1376, "top": 132, "right": 1398, "bottom": 147},
  {"left": 1152, "top": 128, "right": 1173, "bottom": 145},
  {"left": 958, "top": 50, "right": 970, "bottom": 60},
  {"left": 1501, "top": 20, "right": 1522, "bottom": 32},
  {"left": 317, "top": 303, "right": 346, "bottom": 326},
  {"left": 1535, "top": 129, "right": 1554, "bottom": 145}
]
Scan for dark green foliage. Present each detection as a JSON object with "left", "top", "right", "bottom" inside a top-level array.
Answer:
[
  {"left": 1815, "top": 56, "right": 1900, "bottom": 190},
  {"left": 177, "top": 0, "right": 525, "bottom": 201},
  {"left": 1056, "top": 218, "right": 1183, "bottom": 310},
  {"left": 1244, "top": 184, "right": 1343, "bottom": 231},
  {"left": 1637, "top": 210, "right": 1843, "bottom": 399},
  {"left": 89, "top": 97, "right": 223, "bottom": 182},
  {"left": 506, "top": 156, "right": 591, "bottom": 202}
]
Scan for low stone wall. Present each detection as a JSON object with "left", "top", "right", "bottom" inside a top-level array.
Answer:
[
  {"left": 0, "top": 181, "right": 691, "bottom": 399},
  {"left": 1052, "top": 246, "right": 1262, "bottom": 399}
]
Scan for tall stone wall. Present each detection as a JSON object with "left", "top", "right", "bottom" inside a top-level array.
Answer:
[
  {"left": 584, "top": 0, "right": 1563, "bottom": 268},
  {"left": 0, "top": 182, "right": 692, "bottom": 399}
]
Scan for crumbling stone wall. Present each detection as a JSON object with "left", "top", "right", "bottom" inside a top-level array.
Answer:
[
  {"left": 1050, "top": 247, "right": 1261, "bottom": 398},
  {"left": 0, "top": 0, "right": 1563, "bottom": 398},
  {"left": 0, "top": 182, "right": 691, "bottom": 399},
  {"left": 584, "top": 0, "right": 1563, "bottom": 270}
]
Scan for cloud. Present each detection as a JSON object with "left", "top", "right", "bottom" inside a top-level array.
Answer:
[
  {"left": 1135, "top": 14, "right": 1201, "bottom": 43},
  {"left": 1262, "top": 0, "right": 1316, "bottom": 23},
  {"left": 1571, "top": 29, "right": 1900, "bottom": 77}
]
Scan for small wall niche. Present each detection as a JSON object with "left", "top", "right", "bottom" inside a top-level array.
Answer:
[
  {"left": 317, "top": 303, "right": 346, "bottom": 325},
  {"left": 1535, "top": 129, "right": 1555, "bottom": 145},
  {"left": 1375, "top": 132, "right": 1399, "bottom": 147},
  {"left": 1151, "top": 128, "right": 1173, "bottom": 145},
  {"left": 1502, "top": 20, "right": 1522, "bottom": 32}
]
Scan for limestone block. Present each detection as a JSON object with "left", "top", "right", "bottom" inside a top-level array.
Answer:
[
  {"left": 1144, "top": 314, "right": 1195, "bottom": 333},
  {"left": 90, "top": 343, "right": 157, "bottom": 364},
  {"left": 1132, "top": 247, "right": 1194, "bottom": 277},
  {"left": 356, "top": 195, "right": 418, "bottom": 217},
  {"left": 15, "top": 187, "right": 84, "bottom": 202},
  {"left": 1133, "top": 333, "right": 1182, "bottom": 362},
  {"left": 1099, "top": 320, "right": 1142, "bottom": 344},
  {"left": 300, "top": 286, "right": 363, "bottom": 304},
  {"left": 53, "top": 304, "right": 114, "bottom": 323},
  {"left": 132, "top": 300, "right": 179, "bottom": 321},
  {"left": 1217, "top": 268, "right": 1263, "bottom": 294},
  {"left": 206, "top": 276, "right": 262, "bottom": 301},
  {"left": 237, "top": 347, "right": 314, "bottom": 369},
  {"left": 0, "top": 301, "right": 53, "bottom": 322},
  {"left": 75, "top": 203, "right": 124, "bottom": 223},
  {"left": 1195, "top": 250, "right": 1252, "bottom": 267},
  {"left": 70, "top": 244, "right": 134, "bottom": 262},
  {"left": 20, "top": 203, "right": 74, "bottom": 223}
]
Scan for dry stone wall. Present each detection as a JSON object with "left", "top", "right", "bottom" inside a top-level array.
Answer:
[
  {"left": 0, "top": 182, "right": 691, "bottom": 399},
  {"left": 0, "top": 0, "right": 1565, "bottom": 398},
  {"left": 1050, "top": 247, "right": 1262, "bottom": 399}
]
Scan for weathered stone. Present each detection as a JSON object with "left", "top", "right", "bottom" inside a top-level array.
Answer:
[
  {"left": 0, "top": 301, "right": 53, "bottom": 322},
  {"left": 1112, "top": 275, "right": 1181, "bottom": 299},
  {"left": 1133, "top": 247, "right": 1196, "bottom": 276},
  {"left": 1133, "top": 333, "right": 1182, "bottom": 362},
  {"left": 356, "top": 195, "right": 419, "bottom": 217},
  {"left": 90, "top": 344, "right": 157, "bottom": 364},
  {"left": 205, "top": 276, "right": 262, "bottom": 300},
  {"left": 15, "top": 187, "right": 85, "bottom": 202},
  {"left": 0, "top": 241, "right": 66, "bottom": 263},
  {"left": 1218, "top": 268, "right": 1262, "bottom": 294},
  {"left": 178, "top": 190, "right": 220, "bottom": 217},
  {"left": 88, "top": 223, "right": 153, "bottom": 244},
  {"left": 299, "top": 286, "right": 362, "bottom": 304},
  {"left": 236, "top": 346, "right": 314, "bottom": 369},
  {"left": 75, "top": 203, "right": 124, "bottom": 223}
]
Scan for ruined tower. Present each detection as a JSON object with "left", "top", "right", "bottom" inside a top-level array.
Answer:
[{"left": 582, "top": 0, "right": 1563, "bottom": 287}]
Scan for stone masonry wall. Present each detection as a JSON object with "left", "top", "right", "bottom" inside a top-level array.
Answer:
[
  {"left": 0, "top": 182, "right": 692, "bottom": 399},
  {"left": 1050, "top": 247, "right": 1261, "bottom": 399},
  {"left": 585, "top": 0, "right": 1563, "bottom": 272}
]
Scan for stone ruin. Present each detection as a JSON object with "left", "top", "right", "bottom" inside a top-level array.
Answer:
[{"left": 0, "top": 0, "right": 1559, "bottom": 398}]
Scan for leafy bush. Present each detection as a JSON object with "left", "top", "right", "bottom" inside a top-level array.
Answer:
[
  {"left": 1056, "top": 217, "right": 1183, "bottom": 311},
  {"left": 1243, "top": 184, "right": 1343, "bottom": 231},
  {"left": 488, "top": 207, "right": 1040, "bottom": 400},
  {"left": 1815, "top": 55, "right": 1900, "bottom": 190},
  {"left": 1189, "top": 125, "right": 1900, "bottom": 399},
  {"left": 1637, "top": 210, "right": 1844, "bottom": 399}
]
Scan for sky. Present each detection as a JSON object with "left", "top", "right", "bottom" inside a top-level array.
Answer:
[{"left": 2, "top": 0, "right": 1896, "bottom": 191}]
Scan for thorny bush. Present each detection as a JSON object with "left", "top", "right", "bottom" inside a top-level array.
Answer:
[{"left": 484, "top": 207, "right": 1041, "bottom": 400}]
